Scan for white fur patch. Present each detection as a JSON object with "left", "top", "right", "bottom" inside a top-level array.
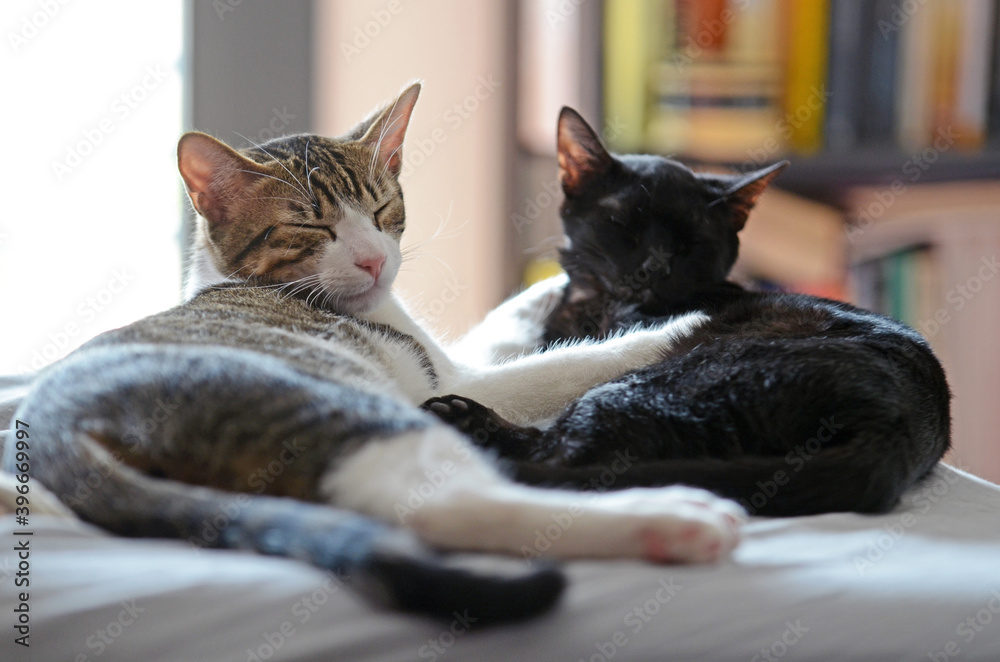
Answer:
[
  {"left": 449, "top": 311, "right": 709, "bottom": 425},
  {"left": 321, "top": 428, "right": 743, "bottom": 563},
  {"left": 183, "top": 235, "right": 229, "bottom": 300},
  {"left": 450, "top": 275, "right": 569, "bottom": 365},
  {"left": 315, "top": 207, "right": 402, "bottom": 314}
]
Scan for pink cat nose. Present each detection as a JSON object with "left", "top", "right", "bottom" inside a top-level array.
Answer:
[{"left": 356, "top": 256, "right": 385, "bottom": 281}]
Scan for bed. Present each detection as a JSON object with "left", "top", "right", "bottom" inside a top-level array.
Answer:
[{"left": 3, "top": 374, "right": 1000, "bottom": 661}]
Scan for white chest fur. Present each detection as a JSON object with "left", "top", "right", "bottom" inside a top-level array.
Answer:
[{"left": 358, "top": 294, "right": 453, "bottom": 405}]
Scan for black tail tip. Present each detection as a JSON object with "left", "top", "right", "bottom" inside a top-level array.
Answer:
[{"left": 356, "top": 554, "right": 567, "bottom": 627}]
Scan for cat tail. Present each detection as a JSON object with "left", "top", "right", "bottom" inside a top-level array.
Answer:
[
  {"left": 27, "top": 431, "right": 565, "bottom": 625},
  {"left": 509, "top": 435, "right": 925, "bottom": 517}
]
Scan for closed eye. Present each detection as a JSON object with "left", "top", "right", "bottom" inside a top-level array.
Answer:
[
  {"left": 285, "top": 223, "right": 337, "bottom": 241},
  {"left": 372, "top": 202, "right": 392, "bottom": 228}
]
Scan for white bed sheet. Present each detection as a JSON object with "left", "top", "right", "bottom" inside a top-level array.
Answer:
[{"left": 2, "top": 463, "right": 999, "bottom": 661}]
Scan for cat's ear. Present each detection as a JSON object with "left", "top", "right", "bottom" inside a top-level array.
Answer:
[
  {"left": 700, "top": 161, "right": 789, "bottom": 231},
  {"left": 355, "top": 81, "right": 421, "bottom": 178},
  {"left": 557, "top": 107, "right": 613, "bottom": 197},
  {"left": 177, "top": 132, "right": 265, "bottom": 225}
]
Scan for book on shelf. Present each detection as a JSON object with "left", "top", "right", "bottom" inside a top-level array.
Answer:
[
  {"left": 782, "top": 0, "right": 829, "bottom": 153},
  {"left": 842, "top": 179, "right": 1000, "bottom": 223},
  {"left": 879, "top": 0, "right": 994, "bottom": 151},
  {"left": 950, "top": 0, "right": 995, "bottom": 149},
  {"left": 859, "top": 0, "right": 900, "bottom": 145},
  {"left": 851, "top": 245, "right": 940, "bottom": 333},
  {"left": 643, "top": 0, "right": 783, "bottom": 161},
  {"left": 825, "top": 0, "right": 901, "bottom": 151},
  {"left": 823, "top": 0, "right": 864, "bottom": 150},
  {"left": 990, "top": 5, "right": 1000, "bottom": 142},
  {"left": 603, "top": 0, "right": 673, "bottom": 152},
  {"left": 732, "top": 185, "right": 846, "bottom": 299},
  {"left": 601, "top": 0, "right": 1000, "bottom": 162}
]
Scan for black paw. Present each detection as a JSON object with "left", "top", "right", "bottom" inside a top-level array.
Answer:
[
  {"left": 421, "top": 395, "right": 505, "bottom": 446},
  {"left": 421, "top": 396, "right": 548, "bottom": 459}
]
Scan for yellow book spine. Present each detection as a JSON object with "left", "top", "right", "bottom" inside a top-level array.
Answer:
[
  {"left": 604, "top": 0, "right": 671, "bottom": 152},
  {"left": 782, "top": 0, "right": 829, "bottom": 153}
]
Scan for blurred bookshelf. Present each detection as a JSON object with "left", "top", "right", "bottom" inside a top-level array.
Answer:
[
  {"left": 604, "top": 0, "right": 1000, "bottom": 177},
  {"left": 513, "top": 0, "right": 1000, "bottom": 480}
]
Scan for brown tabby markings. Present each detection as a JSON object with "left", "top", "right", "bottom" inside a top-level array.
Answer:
[
  {"left": 198, "top": 137, "right": 406, "bottom": 284},
  {"left": 79, "top": 285, "right": 435, "bottom": 501}
]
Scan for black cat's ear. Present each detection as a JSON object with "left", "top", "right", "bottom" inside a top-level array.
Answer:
[
  {"left": 557, "top": 107, "right": 613, "bottom": 197},
  {"left": 355, "top": 81, "right": 421, "bottom": 178},
  {"left": 701, "top": 161, "right": 789, "bottom": 231},
  {"left": 177, "top": 132, "right": 265, "bottom": 225}
]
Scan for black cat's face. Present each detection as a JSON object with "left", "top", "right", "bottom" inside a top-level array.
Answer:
[{"left": 556, "top": 107, "right": 787, "bottom": 309}]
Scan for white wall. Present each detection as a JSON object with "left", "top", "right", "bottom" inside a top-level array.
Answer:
[{"left": 314, "top": 0, "right": 515, "bottom": 341}]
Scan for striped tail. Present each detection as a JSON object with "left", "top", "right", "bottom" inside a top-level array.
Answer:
[{"left": 28, "top": 433, "right": 566, "bottom": 625}]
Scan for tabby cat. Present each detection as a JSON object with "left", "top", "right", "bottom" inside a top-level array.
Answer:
[
  {"left": 5, "top": 87, "right": 744, "bottom": 623},
  {"left": 434, "top": 107, "right": 951, "bottom": 517}
]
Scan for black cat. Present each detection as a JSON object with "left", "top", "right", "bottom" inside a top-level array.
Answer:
[{"left": 426, "top": 108, "right": 951, "bottom": 517}]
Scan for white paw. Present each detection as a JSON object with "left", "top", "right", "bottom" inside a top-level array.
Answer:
[
  {"left": 591, "top": 486, "right": 746, "bottom": 563},
  {"left": 515, "top": 274, "right": 567, "bottom": 323}
]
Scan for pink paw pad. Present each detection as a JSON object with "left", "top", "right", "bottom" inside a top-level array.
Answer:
[{"left": 639, "top": 527, "right": 674, "bottom": 562}]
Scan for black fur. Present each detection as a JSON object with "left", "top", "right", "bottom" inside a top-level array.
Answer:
[{"left": 425, "top": 108, "right": 951, "bottom": 517}]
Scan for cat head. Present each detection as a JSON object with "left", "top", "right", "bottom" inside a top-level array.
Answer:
[
  {"left": 178, "top": 82, "right": 421, "bottom": 314},
  {"left": 555, "top": 107, "right": 787, "bottom": 309}
]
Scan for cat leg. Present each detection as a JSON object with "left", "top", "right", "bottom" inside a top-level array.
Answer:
[
  {"left": 422, "top": 395, "right": 548, "bottom": 460},
  {"left": 321, "top": 427, "right": 744, "bottom": 563},
  {"left": 448, "top": 274, "right": 567, "bottom": 366},
  {"left": 450, "top": 312, "right": 708, "bottom": 425}
]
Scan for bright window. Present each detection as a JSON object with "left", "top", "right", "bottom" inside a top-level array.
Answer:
[{"left": 1, "top": 1, "right": 184, "bottom": 374}]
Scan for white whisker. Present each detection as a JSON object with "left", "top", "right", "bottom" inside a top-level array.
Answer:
[
  {"left": 235, "top": 170, "right": 312, "bottom": 204},
  {"left": 234, "top": 132, "right": 313, "bottom": 201},
  {"left": 304, "top": 140, "right": 321, "bottom": 210},
  {"left": 368, "top": 100, "right": 403, "bottom": 181}
]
